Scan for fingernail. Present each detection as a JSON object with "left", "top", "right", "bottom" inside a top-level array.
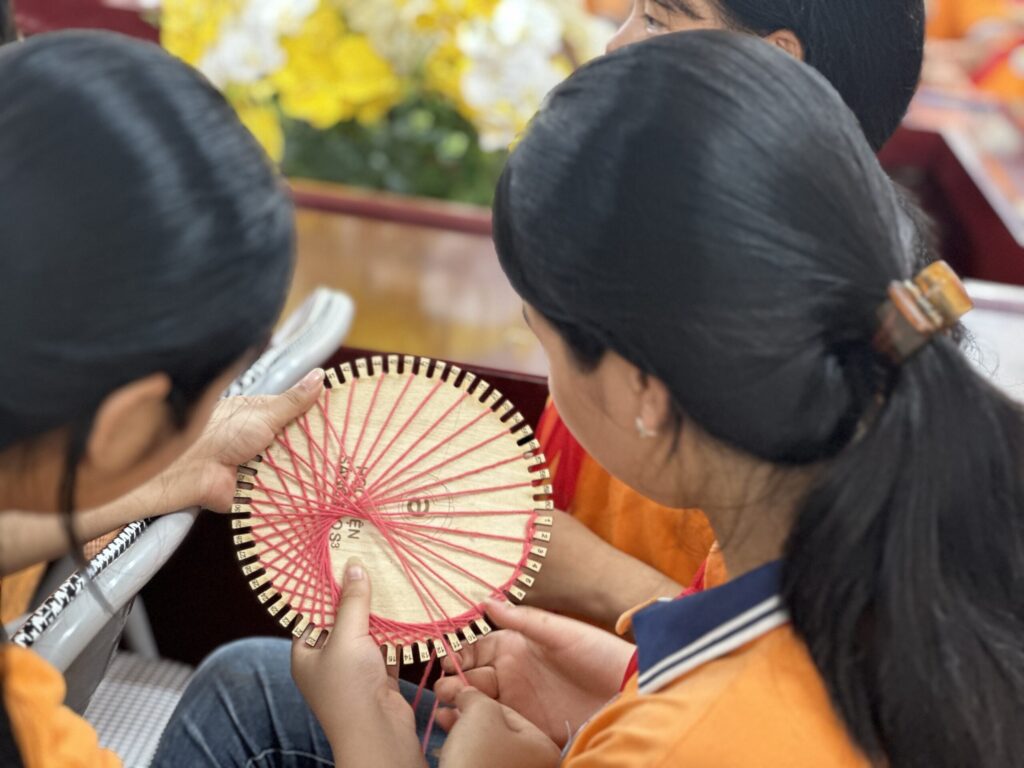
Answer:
[
  {"left": 346, "top": 562, "right": 365, "bottom": 581},
  {"left": 486, "top": 597, "right": 509, "bottom": 610},
  {"left": 301, "top": 368, "right": 324, "bottom": 391}
]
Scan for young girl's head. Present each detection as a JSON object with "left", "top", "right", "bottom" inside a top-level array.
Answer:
[
  {"left": 0, "top": 31, "right": 294, "bottom": 513},
  {"left": 609, "top": 0, "right": 925, "bottom": 150},
  {"left": 497, "top": 30, "right": 1023, "bottom": 768}
]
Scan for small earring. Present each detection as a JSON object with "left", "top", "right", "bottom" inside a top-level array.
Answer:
[{"left": 635, "top": 417, "right": 657, "bottom": 439}]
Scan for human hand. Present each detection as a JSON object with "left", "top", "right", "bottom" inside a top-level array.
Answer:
[
  {"left": 291, "top": 559, "right": 426, "bottom": 768},
  {"left": 173, "top": 368, "right": 323, "bottom": 512},
  {"left": 439, "top": 687, "right": 561, "bottom": 768},
  {"left": 434, "top": 599, "right": 632, "bottom": 746}
]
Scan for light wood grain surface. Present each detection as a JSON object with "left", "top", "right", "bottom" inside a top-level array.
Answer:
[{"left": 287, "top": 209, "right": 548, "bottom": 377}]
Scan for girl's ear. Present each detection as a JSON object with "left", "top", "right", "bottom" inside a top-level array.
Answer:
[
  {"left": 765, "top": 29, "right": 805, "bottom": 62},
  {"left": 84, "top": 372, "right": 175, "bottom": 476},
  {"left": 630, "top": 367, "right": 676, "bottom": 437}
]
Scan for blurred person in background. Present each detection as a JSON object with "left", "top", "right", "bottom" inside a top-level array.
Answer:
[{"left": 924, "top": 0, "right": 1024, "bottom": 97}]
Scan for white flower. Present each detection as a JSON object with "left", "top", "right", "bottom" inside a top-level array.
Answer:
[
  {"left": 243, "top": 0, "right": 318, "bottom": 36},
  {"left": 200, "top": 25, "right": 283, "bottom": 87},
  {"left": 195, "top": 0, "right": 318, "bottom": 88},
  {"left": 335, "top": 0, "right": 437, "bottom": 74},
  {"left": 490, "top": 0, "right": 562, "bottom": 50},
  {"left": 455, "top": 0, "right": 568, "bottom": 150}
]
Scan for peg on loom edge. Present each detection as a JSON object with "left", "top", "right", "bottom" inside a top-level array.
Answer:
[
  {"left": 236, "top": 471, "right": 255, "bottom": 485},
  {"left": 387, "top": 354, "right": 399, "bottom": 373},
  {"left": 432, "top": 638, "right": 447, "bottom": 658},
  {"left": 485, "top": 389, "right": 503, "bottom": 408},
  {"left": 448, "top": 364, "right": 462, "bottom": 384},
  {"left": 248, "top": 572, "right": 271, "bottom": 590},
  {"left": 292, "top": 615, "right": 310, "bottom": 639},
  {"left": 459, "top": 372, "right": 478, "bottom": 392},
  {"left": 339, "top": 362, "right": 353, "bottom": 382},
  {"left": 279, "top": 609, "right": 298, "bottom": 628},
  {"left": 402, "top": 645, "right": 415, "bottom": 665},
  {"left": 475, "top": 618, "right": 492, "bottom": 636},
  {"left": 463, "top": 625, "right": 478, "bottom": 644},
  {"left": 417, "top": 641, "right": 430, "bottom": 662},
  {"left": 325, "top": 367, "right": 341, "bottom": 387},
  {"left": 236, "top": 546, "right": 259, "bottom": 562},
  {"left": 305, "top": 626, "right": 324, "bottom": 648},
  {"left": 530, "top": 544, "right": 549, "bottom": 558},
  {"left": 419, "top": 357, "right": 432, "bottom": 377},
  {"left": 355, "top": 358, "right": 369, "bottom": 378},
  {"left": 446, "top": 632, "right": 463, "bottom": 652},
  {"left": 525, "top": 559, "right": 543, "bottom": 573},
  {"left": 534, "top": 484, "right": 554, "bottom": 498},
  {"left": 517, "top": 573, "right": 536, "bottom": 588},
  {"left": 231, "top": 516, "right": 251, "bottom": 529},
  {"left": 385, "top": 643, "right": 398, "bottom": 666},
  {"left": 403, "top": 355, "right": 415, "bottom": 374},
  {"left": 232, "top": 533, "right": 254, "bottom": 546},
  {"left": 267, "top": 595, "right": 288, "bottom": 617},
  {"left": 534, "top": 529, "right": 552, "bottom": 542},
  {"left": 371, "top": 355, "right": 384, "bottom": 375},
  {"left": 241, "top": 562, "right": 262, "bottom": 576},
  {"left": 508, "top": 585, "right": 527, "bottom": 602},
  {"left": 257, "top": 588, "right": 277, "bottom": 605}
]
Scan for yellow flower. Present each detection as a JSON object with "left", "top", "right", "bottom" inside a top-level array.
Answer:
[
  {"left": 160, "top": 0, "right": 243, "bottom": 67},
  {"left": 424, "top": 40, "right": 469, "bottom": 111},
  {"left": 412, "top": 0, "right": 499, "bottom": 33},
  {"left": 234, "top": 100, "right": 285, "bottom": 161},
  {"left": 272, "top": 3, "right": 402, "bottom": 129}
]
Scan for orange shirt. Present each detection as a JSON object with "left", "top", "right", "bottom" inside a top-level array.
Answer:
[
  {"left": 537, "top": 401, "right": 715, "bottom": 588},
  {"left": 0, "top": 565, "right": 46, "bottom": 625},
  {"left": 564, "top": 562, "right": 868, "bottom": 767},
  {"left": 2, "top": 645, "right": 120, "bottom": 768},
  {"left": 927, "top": 0, "right": 1012, "bottom": 39}
]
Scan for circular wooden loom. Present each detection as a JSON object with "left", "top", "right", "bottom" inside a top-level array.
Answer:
[{"left": 231, "top": 355, "right": 553, "bottom": 665}]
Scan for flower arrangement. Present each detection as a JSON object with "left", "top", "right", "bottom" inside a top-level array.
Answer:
[{"left": 154, "top": 0, "right": 613, "bottom": 204}]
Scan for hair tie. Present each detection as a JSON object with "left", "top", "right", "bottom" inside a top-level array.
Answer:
[{"left": 873, "top": 261, "right": 973, "bottom": 365}]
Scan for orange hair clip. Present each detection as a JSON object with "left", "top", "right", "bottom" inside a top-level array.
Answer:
[{"left": 873, "top": 261, "right": 973, "bottom": 364}]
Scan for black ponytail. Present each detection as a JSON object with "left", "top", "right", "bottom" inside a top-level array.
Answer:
[
  {"left": 494, "top": 31, "right": 1024, "bottom": 767},
  {"left": 785, "top": 339, "right": 1024, "bottom": 767}
]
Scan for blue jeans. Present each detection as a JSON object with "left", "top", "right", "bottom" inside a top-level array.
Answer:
[{"left": 150, "top": 638, "right": 444, "bottom": 768}]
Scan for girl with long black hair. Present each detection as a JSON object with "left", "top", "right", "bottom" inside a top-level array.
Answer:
[
  {"left": 520, "top": 0, "right": 934, "bottom": 633},
  {"left": 0, "top": 30, "right": 318, "bottom": 767},
  {"left": 157, "top": 30, "right": 1024, "bottom": 768}
]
